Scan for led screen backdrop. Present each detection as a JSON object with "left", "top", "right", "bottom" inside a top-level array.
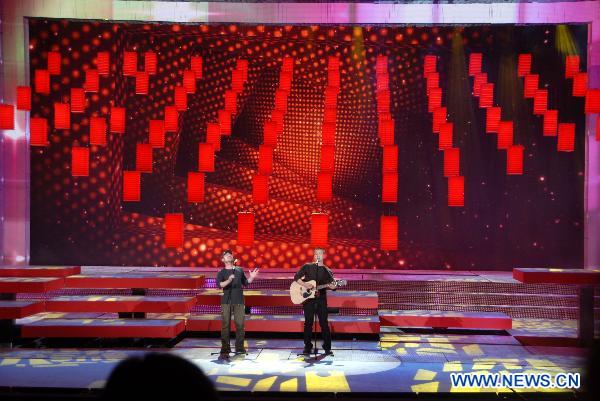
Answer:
[{"left": 29, "top": 20, "right": 587, "bottom": 269}]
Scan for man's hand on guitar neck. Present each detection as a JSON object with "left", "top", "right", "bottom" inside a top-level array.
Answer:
[{"left": 327, "top": 281, "right": 338, "bottom": 290}]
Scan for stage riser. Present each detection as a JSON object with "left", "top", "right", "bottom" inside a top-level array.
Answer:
[
  {"left": 17, "top": 289, "right": 600, "bottom": 308},
  {"left": 0, "top": 266, "right": 81, "bottom": 277},
  {"left": 9, "top": 272, "right": 599, "bottom": 322},
  {"left": 194, "top": 290, "right": 379, "bottom": 309},
  {"left": 0, "top": 277, "right": 65, "bottom": 293},
  {"left": 187, "top": 317, "right": 380, "bottom": 334},
  {"left": 20, "top": 319, "right": 186, "bottom": 338},
  {"left": 14, "top": 277, "right": 600, "bottom": 295},
  {"left": 45, "top": 296, "right": 197, "bottom": 313},
  {"left": 192, "top": 306, "right": 376, "bottom": 316},
  {"left": 185, "top": 305, "right": 599, "bottom": 321},
  {"left": 378, "top": 292, "right": 595, "bottom": 308},
  {"left": 379, "top": 310, "right": 512, "bottom": 330},
  {"left": 64, "top": 275, "right": 205, "bottom": 289},
  {"left": 0, "top": 301, "right": 45, "bottom": 319},
  {"left": 242, "top": 279, "right": 599, "bottom": 296},
  {"left": 380, "top": 303, "right": 600, "bottom": 320},
  {"left": 16, "top": 288, "right": 599, "bottom": 320},
  {"left": 514, "top": 268, "right": 600, "bottom": 285}
]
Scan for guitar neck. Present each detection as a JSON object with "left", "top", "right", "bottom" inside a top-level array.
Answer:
[{"left": 315, "top": 280, "right": 340, "bottom": 290}]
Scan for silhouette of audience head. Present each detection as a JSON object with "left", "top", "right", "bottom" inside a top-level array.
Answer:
[
  {"left": 586, "top": 343, "right": 599, "bottom": 401},
  {"left": 101, "top": 352, "right": 218, "bottom": 400}
]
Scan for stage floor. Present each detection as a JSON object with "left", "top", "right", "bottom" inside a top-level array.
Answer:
[
  {"left": 0, "top": 333, "right": 588, "bottom": 396},
  {"left": 3, "top": 267, "right": 596, "bottom": 397}
]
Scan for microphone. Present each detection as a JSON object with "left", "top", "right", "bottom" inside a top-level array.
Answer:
[{"left": 230, "top": 259, "right": 239, "bottom": 278}]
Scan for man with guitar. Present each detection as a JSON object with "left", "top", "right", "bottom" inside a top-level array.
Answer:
[
  {"left": 293, "top": 247, "right": 338, "bottom": 356},
  {"left": 216, "top": 250, "right": 259, "bottom": 358}
]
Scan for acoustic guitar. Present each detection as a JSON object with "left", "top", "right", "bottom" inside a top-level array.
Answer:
[{"left": 289, "top": 279, "right": 347, "bottom": 304}]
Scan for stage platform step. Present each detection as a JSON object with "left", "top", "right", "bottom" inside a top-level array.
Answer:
[
  {"left": 379, "top": 309, "right": 512, "bottom": 330},
  {"left": 513, "top": 268, "right": 600, "bottom": 285},
  {"left": 0, "top": 266, "right": 80, "bottom": 277},
  {"left": 45, "top": 295, "right": 197, "bottom": 313},
  {"left": 0, "top": 277, "right": 65, "bottom": 293},
  {"left": 20, "top": 318, "right": 185, "bottom": 338},
  {"left": 196, "top": 289, "right": 379, "bottom": 309},
  {"left": 0, "top": 300, "right": 45, "bottom": 319},
  {"left": 186, "top": 314, "right": 380, "bottom": 334},
  {"left": 64, "top": 273, "right": 205, "bottom": 289}
]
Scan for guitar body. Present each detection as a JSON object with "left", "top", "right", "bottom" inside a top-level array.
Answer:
[
  {"left": 290, "top": 280, "right": 318, "bottom": 305},
  {"left": 289, "top": 279, "right": 347, "bottom": 305}
]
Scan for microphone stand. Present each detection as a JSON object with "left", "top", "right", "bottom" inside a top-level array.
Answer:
[{"left": 313, "top": 297, "right": 319, "bottom": 358}]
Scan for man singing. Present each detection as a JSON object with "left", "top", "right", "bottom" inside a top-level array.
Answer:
[
  {"left": 216, "top": 250, "right": 259, "bottom": 357},
  {"left": 293, "top": 247, "right": 337, "bottom": 356}
]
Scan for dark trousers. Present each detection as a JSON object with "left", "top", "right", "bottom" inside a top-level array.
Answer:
[
  {"left": 303, "top": 297, "right": 331, "bottom": 351},
  {"left": 220, "top": 304, "right": 245, "bottom": 351}
]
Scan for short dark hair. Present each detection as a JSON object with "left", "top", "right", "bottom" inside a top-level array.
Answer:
[
  {"left": 102, "top": 353, "right": 218, "bottom": 400},
  {"left": 222, "top": 249, "right": 233, "bottom": 257}
]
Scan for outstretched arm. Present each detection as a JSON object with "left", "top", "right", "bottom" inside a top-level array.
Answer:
[{"left": 247, "top": 268, "right": 259, "bottom": 284}]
